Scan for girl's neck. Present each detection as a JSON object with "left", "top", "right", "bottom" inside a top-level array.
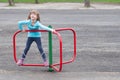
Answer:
[{"left": 31, "top": 19, "right": 36, "bottom": 26}]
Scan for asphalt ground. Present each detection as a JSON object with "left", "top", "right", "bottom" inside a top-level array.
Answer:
[{"left": 0, "top": 9, "right": 120, "bottom": 80}]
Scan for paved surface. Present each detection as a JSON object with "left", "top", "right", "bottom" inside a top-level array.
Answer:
[{"left": 0, "top": 8, "right": 120, "bottom": 80}]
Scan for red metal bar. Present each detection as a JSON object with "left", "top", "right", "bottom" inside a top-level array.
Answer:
[
  {"left": 13, "top": 30, "right": 21, "bottom": 63},
  {"left": 52, "top": 28, "right": 76, "bottom": 66},
  {"left": 50, "top": 32, "right": 63, "bottom": 72}
]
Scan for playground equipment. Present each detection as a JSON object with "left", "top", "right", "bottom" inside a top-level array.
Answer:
[{"left": 13, "top": 26, "right": 76, "bottom": 72}]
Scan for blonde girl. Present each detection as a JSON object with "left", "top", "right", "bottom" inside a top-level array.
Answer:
[{"left": 17, "top": 10, "right": 56, "bottom": 66}]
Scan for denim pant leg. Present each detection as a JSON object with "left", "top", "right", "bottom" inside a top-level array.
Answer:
[
  {"left": 22, "top": 37, "right": 33, "bottom": 59},
  {"left": 35, "top": 37, "right": 47, "bottom": 62}
]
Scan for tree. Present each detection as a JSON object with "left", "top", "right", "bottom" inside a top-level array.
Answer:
[
  {"left": 35, "top": 0, "right": 39, "bottom": 4},
  {"left": 84, "top": 0, "right": 90, "bottom": 7},
  {"left": 8, "top": 0, "right": 14, "bottom": 6}
]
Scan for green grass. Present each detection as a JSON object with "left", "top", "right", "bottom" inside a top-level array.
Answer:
[
  {"left": 92, "top": 0, "right": 120, "bottom": 3},
  {"left": 0, "top": 0, "right": 120, "bottom": 4}
]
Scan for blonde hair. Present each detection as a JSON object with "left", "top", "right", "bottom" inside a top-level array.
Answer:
[{"left": 27, "top": 10, "right": 40, "bottom": 21}]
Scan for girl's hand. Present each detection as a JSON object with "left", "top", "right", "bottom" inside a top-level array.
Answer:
[{"left": 52, "top": 29, "right": 57, "bottom": 34}]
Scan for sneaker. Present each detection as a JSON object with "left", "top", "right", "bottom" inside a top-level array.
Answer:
[
  {"left": 44, "top": 61, "right": 49, "bottom": 67},
  {"left": 17, "top": 59, "right": 24, "bottom": 66}
]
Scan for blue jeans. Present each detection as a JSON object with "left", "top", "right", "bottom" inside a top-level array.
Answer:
[{"left": 22, "top": 37, "right": 47, "bottom": 62}]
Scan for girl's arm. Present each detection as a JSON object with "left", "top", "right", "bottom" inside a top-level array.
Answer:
[
  {"left": 38, "top": 22, "right": 57, "bottom": 34},
  {"left": 38, "top": 22, "right": 53, "bottom": 31},
  {"left": 18, "top": 20, "right": 29, "bottom": 30}
]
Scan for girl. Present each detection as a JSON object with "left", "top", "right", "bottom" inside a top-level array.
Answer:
[{"left": 17, "top": 10, "right": 57, "bottom": 66}]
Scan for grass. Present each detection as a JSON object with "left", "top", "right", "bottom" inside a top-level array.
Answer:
[
  {"left": 0, "top": 0, "right": 120, "bottom": 4},
  {"left": 92, "top": 0, "right": 120, "bottom": 4}
]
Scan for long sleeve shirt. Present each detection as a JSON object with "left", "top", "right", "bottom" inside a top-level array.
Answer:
[{"left": 18, "top": 20, "right": 53, "bottom": 37}]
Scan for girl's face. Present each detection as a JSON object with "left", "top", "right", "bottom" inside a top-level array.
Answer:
[{"left": 30, "top": 13, "right": 37, "bottom": 21}]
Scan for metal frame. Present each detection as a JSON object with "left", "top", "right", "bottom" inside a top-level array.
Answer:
[
  {"left": 13, "top": 28, "right": 76, "bottom": 72},
  {"left": 50, "top": 28, "right": 76, "bottom": 72}
]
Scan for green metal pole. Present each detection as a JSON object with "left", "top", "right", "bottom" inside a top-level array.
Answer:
[{"left": 48, "top": 25, "right": 54, "bottom": 72}]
